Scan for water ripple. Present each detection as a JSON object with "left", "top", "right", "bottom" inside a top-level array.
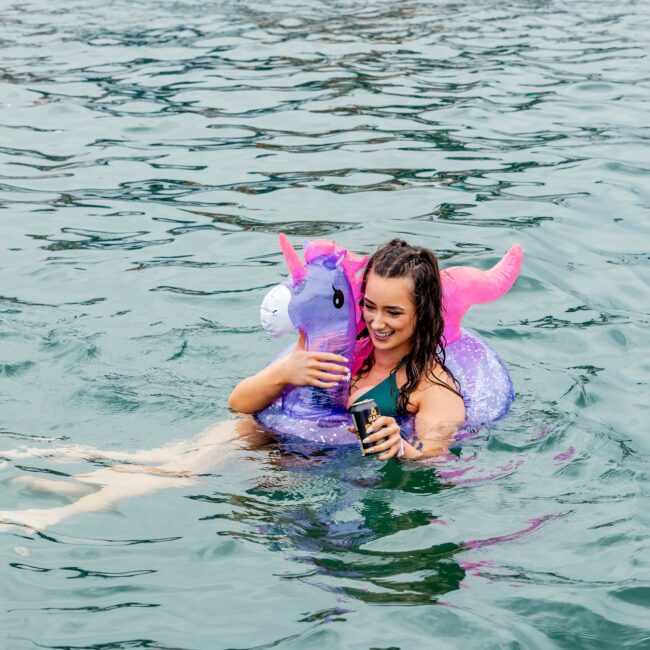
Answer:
[{"left": 1, "top": 0, "right": 649, "bottom": 646}]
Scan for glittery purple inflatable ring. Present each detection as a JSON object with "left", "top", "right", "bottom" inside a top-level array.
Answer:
[{"left": 254, "top": 235, "right": 522, "bottom": 445}]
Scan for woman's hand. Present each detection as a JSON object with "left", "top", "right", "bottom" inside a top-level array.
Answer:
[
  {"left": 361, "top": 416, "right": 405, "bottom": 461},
  {"left": 279, "top": 330, "right": 349, "bottom": 389},
  {"left": 229, "top": 331, "right": 348, "bottom": 414}
]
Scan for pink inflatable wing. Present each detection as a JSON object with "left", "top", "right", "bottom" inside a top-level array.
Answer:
[{"left": 441, "top": 244, "right": 524, "bottom": 345}]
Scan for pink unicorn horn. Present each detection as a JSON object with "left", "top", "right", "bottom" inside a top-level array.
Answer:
[
  {"left": 279, "top": 233, "right": 307, "bottom": 283},
  {"left": 441, "top": 244, "right": 524, "bottom": 344}
]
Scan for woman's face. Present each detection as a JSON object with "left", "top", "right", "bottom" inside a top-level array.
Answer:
[{"left": 362, "top": 271, "right": 416, "bottom": 356}]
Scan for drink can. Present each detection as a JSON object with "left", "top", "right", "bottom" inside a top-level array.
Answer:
[{"left": 350, "top": 398, "right": 381, "bottom": 455}]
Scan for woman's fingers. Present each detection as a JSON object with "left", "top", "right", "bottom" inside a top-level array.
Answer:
[
  {"left": 314, "top": 371, "right": 347, "bottom": 382},
  {"left": 309, "top": 372, "right": 344, "bottom": 386},
  {"left": 363, "top": 430, "right": 389, "bottom": 444},
  {"left": 305, "top": 363, "right": 348, "bottom": 385},
  {"left": 371, "top": 416, "right": 396, "bottom": 431},
  {"left": 375, "top": 440, "right": 401, "bottom": 460},
  {"left": 315, "top": 362, "right": 349, "bottom": 375},
  {"left": 374, "top": 434, "right": 403, "bottom": 459},
  {"left": 362, "top": 416, "right": 402, "bottom": 459},
  {"left": 364, "top": 419, "right": 399, "bottom": 443},
  {"left": 311, "top": 360, "right": 349, "bottom": 375},
  {"left": 313, "top": 352, "right": 348, "bottom": 364},
  {"left": 367, "top": 436, "right": 397, "bottom": 454},
  {"left": 312, "top": 379, "right": 340, "bottom": 389},
  {"left": 378, "top": 447, "right": 400, "bottom": 461}
]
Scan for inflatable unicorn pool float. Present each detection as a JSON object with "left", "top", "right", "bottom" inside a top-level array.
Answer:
[{"left": 256, "top": 234, "right": 523, "bottom": 446}]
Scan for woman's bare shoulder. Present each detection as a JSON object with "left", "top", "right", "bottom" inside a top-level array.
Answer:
[
  {"left": 412, "top": 364, "right": 465, "bottom": 420},
  {"left": 419, "top": 364, "right": 460, "bottom": 392}
]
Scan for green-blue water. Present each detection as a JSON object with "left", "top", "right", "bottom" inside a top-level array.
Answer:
[{"left": 1, "top": 0, "right": 649, "bottom": 647}]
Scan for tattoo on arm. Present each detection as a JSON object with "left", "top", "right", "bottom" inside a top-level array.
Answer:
[{"left": 407, "top": 433, "right": 424, "bottom": 452}]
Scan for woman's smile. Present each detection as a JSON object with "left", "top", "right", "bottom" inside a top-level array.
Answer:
[{"left": 371, "top": 328, "right": 394, "bottom": 341}]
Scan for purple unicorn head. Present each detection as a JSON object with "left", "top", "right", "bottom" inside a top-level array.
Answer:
[{"left": 255, "top": 235, "right": 367, "bottom": 444}]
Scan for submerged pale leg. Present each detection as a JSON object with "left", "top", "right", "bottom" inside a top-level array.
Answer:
[{"left": 0, "top": 418, "right": 266, "bottom": 532}]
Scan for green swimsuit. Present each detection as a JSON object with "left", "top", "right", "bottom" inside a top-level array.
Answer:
[{"left": 351, "top": 369, "right": 401, "bottom": 419}]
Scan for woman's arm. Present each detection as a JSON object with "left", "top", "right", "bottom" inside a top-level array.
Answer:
[
  {"left": 228, "top": 331, "right": 349, "bottom": 414},
  {"left": 408, "top": 377, "right": 465, "bottom": 458},
  {"left": 228, "top": 355, "right": 292, "bottom": 414}
]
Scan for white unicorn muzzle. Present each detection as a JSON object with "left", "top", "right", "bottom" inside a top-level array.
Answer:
[{"left": 260, "top": 284, "right": 294, "bottom": 338}]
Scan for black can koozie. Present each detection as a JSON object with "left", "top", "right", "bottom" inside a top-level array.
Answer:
[{"left": 350, "top": 398, "right": 381, "bottom": 455}]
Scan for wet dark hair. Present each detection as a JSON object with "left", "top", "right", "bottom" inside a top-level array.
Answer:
[{"left": 357, "top": 238, "right": 461, "bottom": 415}]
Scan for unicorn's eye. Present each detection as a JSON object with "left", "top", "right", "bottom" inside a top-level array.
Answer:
[{"left": 333, "top": 287, "right": 344, "bottom": 309}]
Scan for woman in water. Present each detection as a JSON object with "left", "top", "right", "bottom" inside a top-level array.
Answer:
[
  {"left": 0, "top": 239, "right": 464, "bottom": 531},
  {"left": 229, "top": 239, "right": 466, "bottom": 460}
]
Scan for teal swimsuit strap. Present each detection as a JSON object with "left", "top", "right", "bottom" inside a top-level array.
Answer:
[
  {"left": 352, "top": 362, "right": 399, "bottom": 401},
  {"left": 352, "top": 361, "right": 404, "bottom": 419}
]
